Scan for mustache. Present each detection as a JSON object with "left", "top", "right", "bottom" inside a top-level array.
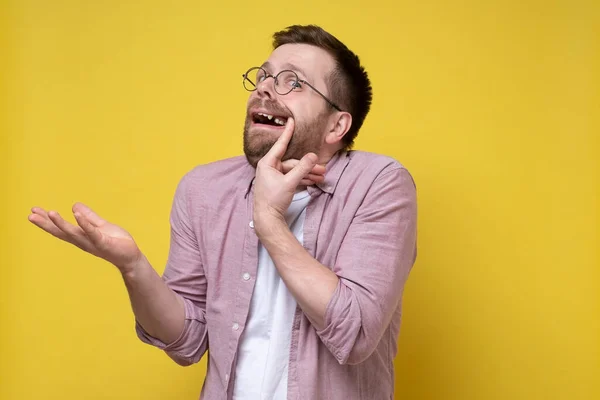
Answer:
[{"left": 247, "top": 98, "right": 292, "bottom": 118}]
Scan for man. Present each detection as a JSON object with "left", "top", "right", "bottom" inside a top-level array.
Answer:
[{"left": 28, "top": 24, "right": 417, "bottom": 399}]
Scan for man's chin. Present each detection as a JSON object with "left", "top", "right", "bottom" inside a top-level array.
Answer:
[
  {"left": 244, "top": 155, "right": 260, "bottom": 169},
  {"left": 243, "top": 143, "right": 274, "bottom": 169}
]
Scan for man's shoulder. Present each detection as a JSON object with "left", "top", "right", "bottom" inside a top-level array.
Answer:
[
  {"left": 336, "top": 150, "right": 416, "bottom": 192},
  {"left": 345, "top": 150, "right": 409, "bottom": 174},
  {"left": 176, "top": 155, "right": 254, "bottom": 195},
  {"left": 182, "top": 155, "right": 253, "bottom": 182}
]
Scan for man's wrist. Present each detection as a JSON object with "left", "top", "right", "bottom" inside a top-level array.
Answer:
[
  {"left": 253, "top": 208, "right": 287, "bottom": 240},
  {"left": 119, "top": 252, "right": 148, "bottom": 282}
]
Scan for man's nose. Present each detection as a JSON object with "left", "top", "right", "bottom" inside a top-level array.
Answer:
[{"left": 256, "top": 77, "right": 276, "bottom": 99}]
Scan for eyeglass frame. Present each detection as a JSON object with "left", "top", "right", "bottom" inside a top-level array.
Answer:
[{"left": 242, "top": 66, "right": 342, "bottom": 112}]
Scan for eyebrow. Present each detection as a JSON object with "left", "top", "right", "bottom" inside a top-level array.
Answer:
[{"left": 261, "top": 61, "right": 310, "bottom": 81}]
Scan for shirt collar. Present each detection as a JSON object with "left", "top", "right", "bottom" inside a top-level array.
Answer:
[
  {"left": 310, "top": 150, "right": 350, "bottom": 195},
  {"left": 244, "top": 150, "right": 351, "bottom": 198}
]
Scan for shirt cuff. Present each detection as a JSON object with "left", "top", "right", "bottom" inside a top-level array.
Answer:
[{"left": 135, "top": 297, "right": 206, "bottom": 352}]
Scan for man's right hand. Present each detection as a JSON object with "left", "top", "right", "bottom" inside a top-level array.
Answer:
[
  {"left": 281, "top": 159, "right": 326, "bottom": 186},
  {"left": 28, "top": 202, "right": 142, "bottom": 275}
]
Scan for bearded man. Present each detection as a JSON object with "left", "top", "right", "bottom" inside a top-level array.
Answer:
[{"left": 28, "top": 24, "right": 418, "bottom": 400}]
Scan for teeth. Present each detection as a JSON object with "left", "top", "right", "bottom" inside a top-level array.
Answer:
[
  {"left": 258, "top": 112, "right": 274, "bottom": 120},
  {"left": 257, "top": 112, "right": 285, "bottom": 126}
]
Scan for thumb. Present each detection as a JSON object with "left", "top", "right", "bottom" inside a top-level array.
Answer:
[
  {"left": 285, "top": 153, "right": 318, "bottom": 187},
  {"left": 281, "top": 159, "right": 301, "bottom": 174},
  {"left": 73, "top": 202, "right": 105, "bottom": 227}
]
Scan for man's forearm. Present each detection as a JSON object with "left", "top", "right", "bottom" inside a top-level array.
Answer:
[
  {"left": 121, "top": 255, "right": 185, "bottom": 344},
  {"left": 256, "top": 214, "right": 338, "bottom": 330}
]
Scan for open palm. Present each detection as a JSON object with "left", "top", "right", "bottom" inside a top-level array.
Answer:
[{"left": 28, "top": 202, "right": 142, "bottom": 273}]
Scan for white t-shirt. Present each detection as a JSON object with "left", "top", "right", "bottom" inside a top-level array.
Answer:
[{"left": 232, "top": 190, "right": 311, "bottom": 400}]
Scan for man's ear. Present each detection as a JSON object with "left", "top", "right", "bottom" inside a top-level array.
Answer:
[{"left": 325, "top": 112, "right": 352, "bottom": 146}]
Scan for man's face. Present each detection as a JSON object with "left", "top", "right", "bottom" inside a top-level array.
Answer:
[{"left": 243, "top": 43, "right": 336, "bottom": 168}]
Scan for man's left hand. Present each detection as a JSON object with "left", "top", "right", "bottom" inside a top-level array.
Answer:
[{"left": 253, "top": 118, "right": 323, "bottom": 228}]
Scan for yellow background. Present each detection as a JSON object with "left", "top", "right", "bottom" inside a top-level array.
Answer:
[{"left": 1, "top": 0, "right": 598, "bottom": 399}]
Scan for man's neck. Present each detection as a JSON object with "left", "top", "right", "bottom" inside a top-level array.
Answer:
[{"left": 317, "top": 146, "right": 343, "bottom": 167}]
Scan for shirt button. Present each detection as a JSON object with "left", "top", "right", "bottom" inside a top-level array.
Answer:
[
  {"left": 232, "top": 322, "right": 239, "bottom": 331},
  {"left": 225, "top": 373, "right": 229, "bottom": 382},
  {"left": 242, "top": 272, "right": 251, "bottom": 281},
  {"left": 249, "top": 220, "right": 254, "bottom": 228}
]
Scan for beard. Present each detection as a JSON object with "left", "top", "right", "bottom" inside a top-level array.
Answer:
[{"left": 243, "top": 98, "right": 328, "bottom": 168}]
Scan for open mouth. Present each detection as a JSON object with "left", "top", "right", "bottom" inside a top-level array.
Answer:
[{"left": 252, "top": 112, "right": 287, "bottom": 127}]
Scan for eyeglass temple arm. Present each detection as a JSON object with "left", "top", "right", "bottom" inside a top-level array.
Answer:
[{"left": 302, "top": 80, "right": 342, "bottom": 111}]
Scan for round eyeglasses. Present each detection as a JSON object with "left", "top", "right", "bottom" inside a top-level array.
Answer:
[{"left": 242, "top": 66, "right": 342, "bottom": 111}]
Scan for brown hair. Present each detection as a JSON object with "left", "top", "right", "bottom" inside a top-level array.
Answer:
[{"left": 272, "top": 25, "right": 372, "bottom": 150}]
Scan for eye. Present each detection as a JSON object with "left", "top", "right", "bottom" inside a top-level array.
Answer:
[{"left": 279, "top": 71, "right": 301, "bottom": 89}]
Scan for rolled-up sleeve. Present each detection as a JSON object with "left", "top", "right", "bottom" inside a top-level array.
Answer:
[
  {"left": 316, "top": 167, "right": 417, "bottom": 365},
  {"left": 136, "top": 172, "right": 209, "bottom": 366}
]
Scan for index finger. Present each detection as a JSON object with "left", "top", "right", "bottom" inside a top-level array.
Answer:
[{"left": 263, "top": 117, "right": 295, "bottom": 162}]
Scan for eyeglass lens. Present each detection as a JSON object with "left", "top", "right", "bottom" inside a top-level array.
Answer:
[{"left": 243, "top": 67, "right": 300, "bottom": 95}]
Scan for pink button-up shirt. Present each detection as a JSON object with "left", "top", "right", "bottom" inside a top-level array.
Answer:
[{"left": 136, "top": 150, "right": 418, "bottom": 399}]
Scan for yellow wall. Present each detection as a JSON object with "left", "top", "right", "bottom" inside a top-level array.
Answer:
[{"left": 1, "top": 1, "right": 598, "bottom": 399}]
